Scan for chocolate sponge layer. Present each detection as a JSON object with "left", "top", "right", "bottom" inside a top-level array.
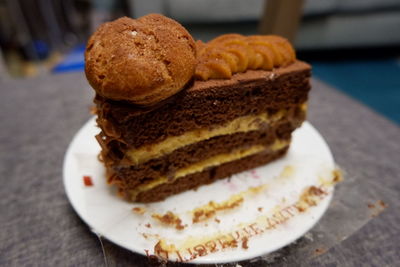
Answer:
[
  {"left": 105, "top": 105, "right": 305, "bottom": 191},
  {"left": 95, "top": 61, "right": 311, "bottom": 149},
  {"left": 95, "top": 61, "right": 311, "bottom": 202},
  {"left": 133, "top": 147, "right": 289, "bottom": 202}
]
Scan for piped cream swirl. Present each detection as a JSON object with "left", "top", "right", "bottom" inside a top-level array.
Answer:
[{"left": 195, "top": 34, "right": 296, "bottom": 80}]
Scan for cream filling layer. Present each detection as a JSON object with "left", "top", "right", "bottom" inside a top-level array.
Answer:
[
  {"left": 126, "top": 110, "right": 287, "bottom": 165},
  {"left": 129, "top": 139, "right": 289, "bottom": 199}
]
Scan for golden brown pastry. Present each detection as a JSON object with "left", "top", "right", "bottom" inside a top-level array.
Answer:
[
  {"left": 195, "top": 34, "right": 295, "bottom": 80},
  {"left": 85, "top": 14, "right": 196, "bottom": 105}
]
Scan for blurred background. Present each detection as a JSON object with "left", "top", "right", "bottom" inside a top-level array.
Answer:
[{"left": 0, "top": 0, "right": 399, "bottom": 123}]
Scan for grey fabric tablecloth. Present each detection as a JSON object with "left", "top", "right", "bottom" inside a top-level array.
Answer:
[{"left": 0, "top": 72, "right": 399, "bottom": 267}]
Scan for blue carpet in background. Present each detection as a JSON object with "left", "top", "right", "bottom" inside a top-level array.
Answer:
[
  {"left": 53, "top": 44, "right": 85, "bottom": 73},
  {"left": 311, "top": 59, "right": 400, "bottom": 124}
]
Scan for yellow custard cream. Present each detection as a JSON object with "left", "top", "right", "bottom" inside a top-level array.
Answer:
[
  {"left": 129, "top": 139, "right": 289, "bottom": 199},
  {"left": 126, "top": 110, "right": 288, "bottom": 165}
]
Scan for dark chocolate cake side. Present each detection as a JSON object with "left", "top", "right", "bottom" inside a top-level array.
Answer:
[
  {"left": 85, "top": 14, "right": 312, "bottom": 202},
  {"left": 96, "top": 61, "right": 310, "bottom": 202},
  {"left": 95, "top": 61, "right": 310, "bottom": 149}
]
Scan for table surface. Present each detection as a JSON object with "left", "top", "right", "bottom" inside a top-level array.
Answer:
[{"left": 0, "top": 72, "right": 399, "bottom": 267}]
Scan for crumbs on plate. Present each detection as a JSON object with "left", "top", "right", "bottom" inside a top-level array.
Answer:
[
  {"left": 83, "top": 175, "right": 94, "bottom": 186},
  {"left": 152, "top": 211, "right": 186, "bottom": 230}
]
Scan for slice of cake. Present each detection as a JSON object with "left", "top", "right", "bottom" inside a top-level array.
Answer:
[{"left": 85, "top": 14, "right": 311, "bottom": 202}]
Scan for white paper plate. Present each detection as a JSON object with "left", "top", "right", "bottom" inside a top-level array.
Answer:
[{"left": 63, "top": 117, "right": 336, "bottom": 264}]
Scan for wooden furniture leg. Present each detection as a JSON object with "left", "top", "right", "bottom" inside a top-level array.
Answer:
[{"left": 259, "top": 0, "right": 304, "bottom": 42}]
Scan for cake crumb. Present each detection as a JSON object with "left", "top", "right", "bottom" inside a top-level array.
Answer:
[
  {"left": 83, "top": 176, "right": 94, "bottom": 186},
  {"left": 241, "top": 237, "right": 249, "bottom": 249},
  {"left": 248, "top": 184, "right": 267, "bottom": 194},
  {"left": 132, "top": 207, "right": 146, "bottom": 215},
  {"left": 368, "top": 200, "right": 388, "bottom": 217},
  {"left": 296, "top": 186, "right": 327, "bottom": 212},
  {"left": 309, "top": 186, "right": 326, "bottom": 196},
  {"left": 89, "top": 106, "right": 97, "bottom": 115},
  {"left": 154, "top": 239, "right": 176, "bottom": 252},
  {"left": 154, "top": 239, "right": 176, "bottom": 259},
  {"left": 257, "top": 207, "right": 263, "bottom": 212},
  {"left": 280, "top": 165, "right": 295, "bottom": 178},
  {"left": 378, "top": 200, "right": 388, "bottom": 208},
  {"left": 215, "top": 218, "right": 221, "bottom": 223},
  {"left": 192, "top": 195, "right": 244, "bottom": 223},
  {"left": 145, "top": 223, "right": 151, "bottom": 228},
  {"left": 152, "top": 211, "right": 186, "bottom": 230},
  {"left": 314, "top": 247, "right": 327, "bottom": 255},
  {"left": 332, "top": 168, "right": 343, "bottom": 183}
]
